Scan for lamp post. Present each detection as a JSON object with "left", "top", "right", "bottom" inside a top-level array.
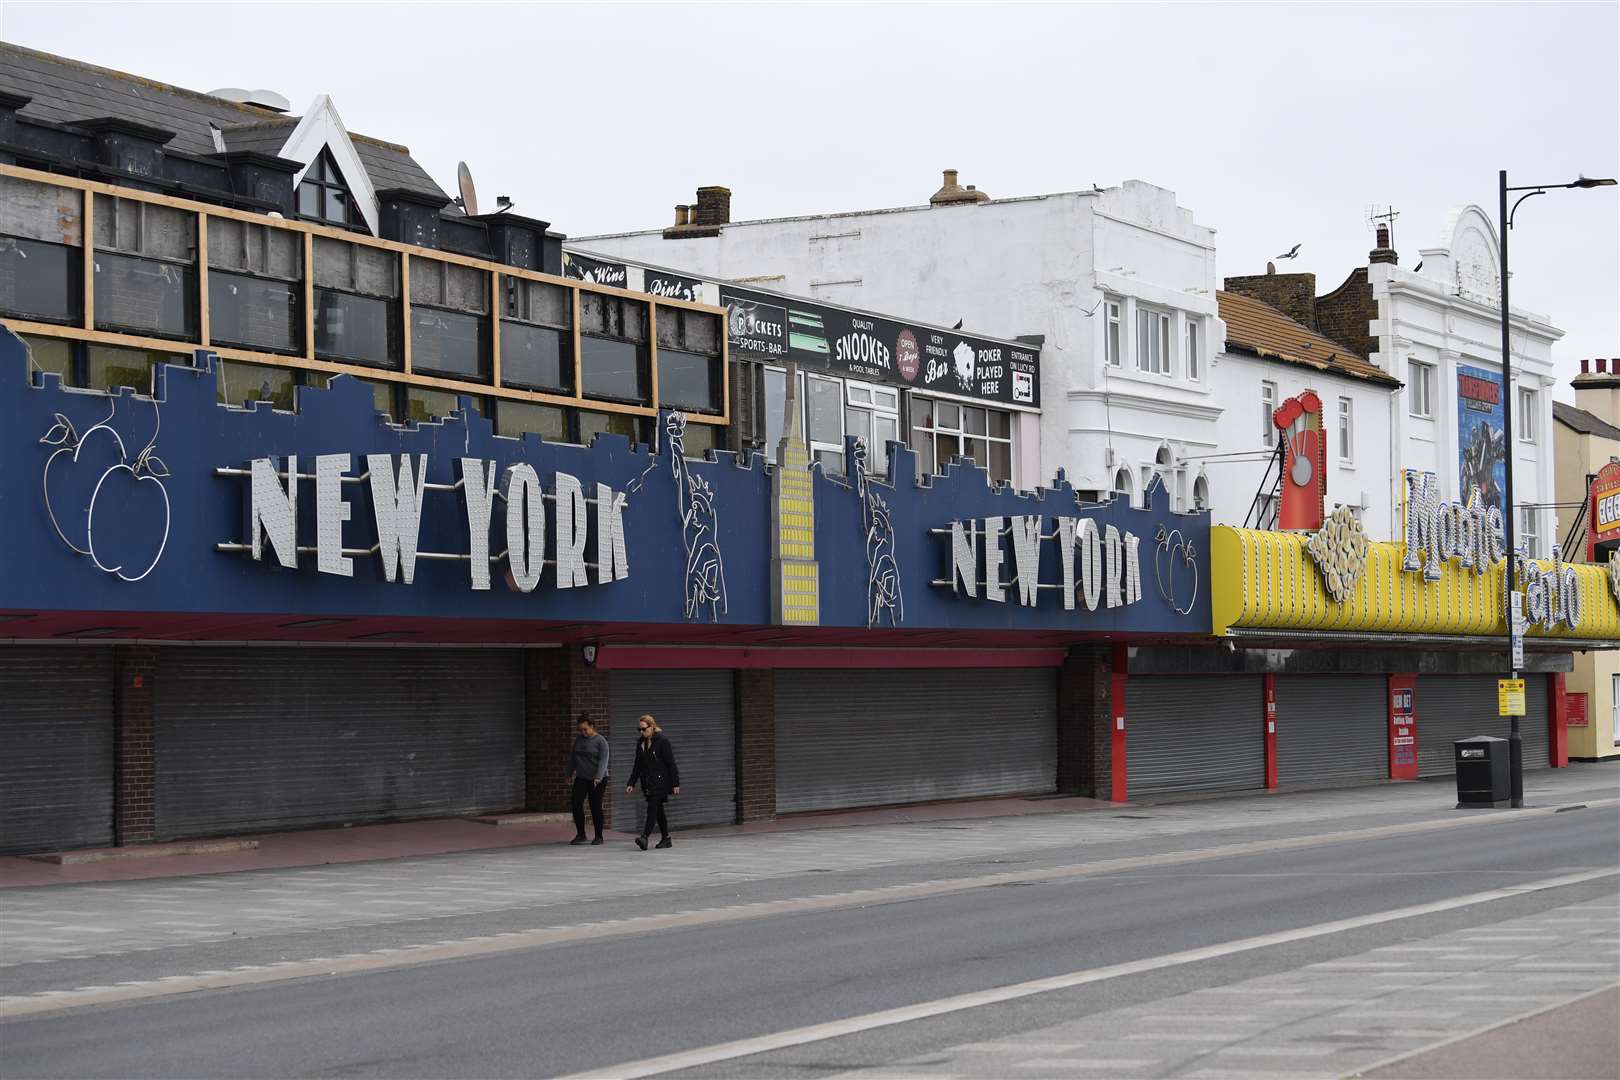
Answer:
[{"left": 1497, "top": 170, "right": 1616, "bottom": 808}]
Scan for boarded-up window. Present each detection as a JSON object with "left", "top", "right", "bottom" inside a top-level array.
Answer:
[
  {"left": 208, "top": 219, "right": 303, "bottom": 355},
  {"left": 313, "top": 237, "right": 400, "bottom": 367},
  {"left": 0, "top": 176, "right": 82, "bottom": 325},
  {"left": 91, "top": 195, "right": 197, "bottom": 340}
]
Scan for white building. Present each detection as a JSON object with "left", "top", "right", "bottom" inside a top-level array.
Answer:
[
  {"left": 1211, "top": 287, "right": 1400, "bottom": 535},
  {"left": 1381, "top": 207, "right": 1561, "bottom": 555},
  {"left": 574, "top": 173, "right": 1221, "bottom": 506},
  {"left": 1218, "top": 210, "right": 1561, "bottom": 546},
  {"left": 578, "top": 178, "right": 1562, "bottom": 547}
]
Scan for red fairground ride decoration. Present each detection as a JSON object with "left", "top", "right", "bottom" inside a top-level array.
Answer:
[{"left": 1274, "top": 391, "right": 1326, "bottom": 531}]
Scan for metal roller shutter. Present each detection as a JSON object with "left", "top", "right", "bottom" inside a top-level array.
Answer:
[
  {"left": 609, "top": 670, "right": 736, "bottom": 829},
  {"left": 154, "top": 647, "right": 524, "bottom": 840},
  {"left": 775, "top": 668, "right": 1057, "bottom": 814},
  {"left": 1129, "top": 676, "right": 1264, "bottom": 797},
  {"left": 0, "top": 647, "right": 114, "bottom": 855},
  {"left": 1416, "top": 675, "right": 1549, "bottom": 776},
  {"left": 1523, "top": 676, "right": 1549, "bottom": 771},
  {"left": 1274, "top": 675, "right": 1389, "bottom": 788}
]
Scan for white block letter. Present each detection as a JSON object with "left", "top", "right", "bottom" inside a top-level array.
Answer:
[{"left": 315, "top": 454, "right": 352, "bottom": 577}]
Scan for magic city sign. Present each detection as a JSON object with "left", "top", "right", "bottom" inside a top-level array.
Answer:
[{"left": 1400, "top": 468, "right": 1581, "bottom": 632}]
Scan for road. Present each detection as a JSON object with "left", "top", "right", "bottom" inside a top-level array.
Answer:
[{"left": 2, "top": 771, "right": 1617, "bottom": 1079}]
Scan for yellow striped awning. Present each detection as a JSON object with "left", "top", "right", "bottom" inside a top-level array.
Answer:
[{"left": 1210, "top": 526, "right": 1620, "bottom": 642}]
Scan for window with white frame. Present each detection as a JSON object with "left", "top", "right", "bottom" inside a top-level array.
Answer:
[
  {"left": 806, "top": 372, "right": 847, "bottom": 476},
  {"left": 911, "top": 397, "right": 1014, "bottom": 485},
  {"left": 1136, "top": 306, "right": 1170, "bottom": 375},
  {"left": 1519, "top": 507, "right": 1541, "bottom": 559},
  {"left": 1185, "top": 318, "right": 1201, "bottom": 380},
  {"left": 1338, "top": 396, "right": 1353, "bottom": 462},
  {"left": 1517, "top": 387, "right": 1537, "bottom": 441},
  {"left": 1261, "top": 380, "right": 1278, "bottom": 448},
  {"left": 1408, "top": 360, "right": 1434, "bottom": 418},
  {"left": 845, "top": 380, "right": 901, "bottom": 477},
  {"left": 1105, "top": 299, "right": 1122, "bottom": 367}
]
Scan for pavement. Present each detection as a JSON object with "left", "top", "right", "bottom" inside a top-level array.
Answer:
[
  {"left": 0, "top": 793, "right": 1110, "bottom": 889},
  {"left": 1361, "top": 985, "right": 1620, "bottom": 1079},
  {"left": 0, "top": 765, "right": 1615, "bottom": 1079}
]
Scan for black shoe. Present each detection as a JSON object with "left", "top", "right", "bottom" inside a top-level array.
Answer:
[
  {"left": 569, "top": 834, "right": 588, "bottom": 846},
  {"left": 590, "top": 835, "right": 604, "bottom": 846},
  {"left": 655, "top": 837, "right": 673, "bottom": 849},
  {"left": 635, "top": 835, "right": 649, "bottom": 851}
]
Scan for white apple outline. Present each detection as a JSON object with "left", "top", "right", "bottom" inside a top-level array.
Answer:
[
  {"left": 87, "top": 448, "right": 171, "bottom": 582},
  {"left": 40, "top": 394, "right": 170, "bottom": 583},
  {"left": 40, "top": 400, "right": 128, "bottom": 556}
]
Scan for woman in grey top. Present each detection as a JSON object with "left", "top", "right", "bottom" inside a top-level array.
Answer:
[{"left": 567, "top": 713, "right": 609, "bottom": 845}]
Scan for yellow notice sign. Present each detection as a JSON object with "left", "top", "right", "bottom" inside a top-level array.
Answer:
[{"left": 1498, "top": 678, "right": 1526, "bottom": 717}]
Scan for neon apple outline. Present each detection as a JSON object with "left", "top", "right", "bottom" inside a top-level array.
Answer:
[
  {"left": 40, "top": 400, "right": 129, "bottom": 556},
  {"left": 40, "top": 394, "right": 171, "bottom": 583}
]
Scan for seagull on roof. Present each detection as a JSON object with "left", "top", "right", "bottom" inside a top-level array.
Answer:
[
  {"left": 952, "top": 319, "right": 964, "bottom": 329},
  {"left": 1277, "top": 244, "right": 1302, "bottom": 260}
]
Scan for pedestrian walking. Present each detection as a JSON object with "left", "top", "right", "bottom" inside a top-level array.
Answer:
[
  {"left": 567, "top": 713, "right": 609, "bottom": 846},
  {"left": 625, "top": 714, "right": 680, "bottom": 850}
]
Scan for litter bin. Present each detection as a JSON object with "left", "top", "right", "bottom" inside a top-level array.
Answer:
[{"left": 1455, "top": 735, "right": 1510, "bottom": 808}]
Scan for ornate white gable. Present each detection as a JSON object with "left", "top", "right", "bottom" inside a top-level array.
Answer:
[{"left": 1442, "top": 206, "right": 1501, "bottom": 307}]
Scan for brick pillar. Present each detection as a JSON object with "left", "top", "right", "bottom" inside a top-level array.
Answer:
[
  {"left": 113, "top": 644, "right": 158, "bottom": 845},
  {"left": 1056, "top": 645, "right": 1113, "bottom": 798},
  {"left": 735, "top": 668, "right": 776, "bottom": 823},
  {"left": 525, "top": 648, "right": 611, "bottom": 819}
]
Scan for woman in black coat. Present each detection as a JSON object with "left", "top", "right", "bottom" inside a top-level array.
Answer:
[{"left": 626, "top": 714, "right": 680, "bottom": 850}]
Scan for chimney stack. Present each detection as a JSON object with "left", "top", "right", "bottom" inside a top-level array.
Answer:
[
  {"left": 674, "top": 204, "right": 690, "bottom": 227},
  {"left": 1369, "top": 224, "right": 1398, "bottom": 265},
  {"left": 930, "top": 168, "right": 990, "bottom": 206},
  {"left": 1582, "top": 358, "right": 1591, "bottom": 374},
  {"left": 692, "top": 186, "right": 731, "bottom": 227},
  {"left": 1600, "top": 359, "right": 1610, "bottom": 374}
]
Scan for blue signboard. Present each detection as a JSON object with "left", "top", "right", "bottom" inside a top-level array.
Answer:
[
  {"left": 1457, "top": 364, "right": 1505, "bottom": 516},
  {"left": 0, "top": 331, "right": 1207, "bottom": 640}
]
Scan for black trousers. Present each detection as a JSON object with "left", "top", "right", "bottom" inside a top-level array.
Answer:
[
  {"left": 571, "top": 777, "right": 604, "bottom": 838},
  {"left": 641, "top": 793, "right": 670, "bottom": 840}
]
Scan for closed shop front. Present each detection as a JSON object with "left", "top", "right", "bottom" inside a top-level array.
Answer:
[
  {"left": 775, "top": 668, "right": 1057, "bottom": 814},
  {"left": 609, "top": 669, "right": 736, "bottom": 829},
  {"left": 1416, "top": 674, "right": 1550, "bottom": 776},
  {"left": 0, "top": 647, "right": 114, "bottom": 855},
  {"left": 1274, "top": 674, "right": 1390, "bottom": 788},
  {"left": 1128, "top": 676, "right": 1264, "bottom": 797},
  {"left": 154, "top": 647, "right": 525, "bottom": 840}
]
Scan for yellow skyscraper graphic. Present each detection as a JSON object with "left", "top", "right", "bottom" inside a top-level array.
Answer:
[{"left": 771, "top": 367, "right": 820, "bottom": 625}]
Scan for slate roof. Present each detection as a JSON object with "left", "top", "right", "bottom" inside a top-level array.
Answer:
[
  {"left": 1553, "top": 400, "right": 1620, "bottom": 442},
  {"left": 0, "top": 42, "right": 447, "bottom": 202},
  {"left": 1218, "top": 290, "right": 1401, "bottom": 388}
]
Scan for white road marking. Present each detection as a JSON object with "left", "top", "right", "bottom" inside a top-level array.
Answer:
[
  {"left": 4, "top": 802, "right": 1613, "bottom": 1016},
  {"left": 552, "top": 869, "right": 1616, "bottom": 1080}
]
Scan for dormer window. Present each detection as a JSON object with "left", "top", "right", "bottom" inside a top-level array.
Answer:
[{"left": 297, "top": 149, "right": 354, "bottom": 227}]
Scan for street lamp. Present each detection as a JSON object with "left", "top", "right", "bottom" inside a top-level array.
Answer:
[{"left": 1497, "top": 170, "right": 1616, "bottom": 808}]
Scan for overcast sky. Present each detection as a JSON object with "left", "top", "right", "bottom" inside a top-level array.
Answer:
[{"left": 6, "top": 2, "right": 1616, "bottom": 398}]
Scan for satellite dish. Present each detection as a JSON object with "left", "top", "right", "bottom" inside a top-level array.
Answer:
[{"left": 457, "top": 162, "right": 480, "bottom": 218}]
